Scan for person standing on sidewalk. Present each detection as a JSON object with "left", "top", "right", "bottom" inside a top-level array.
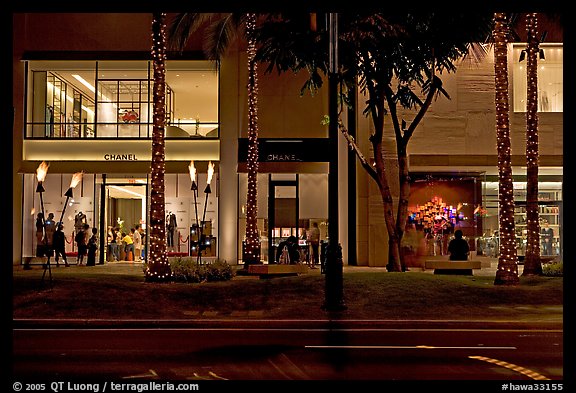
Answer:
[
  {"left": 307, "top": 222, "right": 320, "bottom": 268},
  {"left": 35, "top": 212, "right": 44, "bottom": 257},
  {"left": 75, "top": 223, "right": 89, "bottom": 265},
  {"left": 133, "top": 225, "right": 142, "bottom": 262},
  {"left": 44, "top": 213, "right": 57, "bottom": 260},
  {"left": 53, "top": 223, "right": 70, "bottom": 267},
  {"left": 87, "top": 227, "right": 98, "bottom": 266},
  {"left": 122, "top": 231, "right": 134, "bottom": 262}
]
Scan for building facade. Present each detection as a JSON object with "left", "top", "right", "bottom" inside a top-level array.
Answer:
[{"left": 12, "top": 13, "right": 563, "bottom": 267}]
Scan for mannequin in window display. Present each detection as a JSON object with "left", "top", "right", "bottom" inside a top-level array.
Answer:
[
  {"left": 166, "top": 212, "right": 177, "bottom": 248},
  {"left": 541, "top": 222, "right": 554, "bottom": 256},
  {"left": 67, "top": 114, "right": 75, "bottom": 137},
  {"left": 75, "top": 211, "right": 87, "bottom": 236}
]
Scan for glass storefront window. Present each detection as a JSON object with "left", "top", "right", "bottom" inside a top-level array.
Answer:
[
  {"left": 22, "top": 170, "right": 220, "bottom": 264},
  {"left": 480, "top": 179, "right": 562, "bottom": 258},
  {"left": 237, "top": 173, "right": 328, "bottom": 264},
  {"left": 22, "top": 173, "right": 96, "bottom": 259},
  {"left": 512, "top": 44, "right": 563, "bottom": 113},
  {"left": 25, "top": 60, "right": 220, "bottom": 139},
  {"left": 26, "top": 61, "right": 96, "bottom": 138}
]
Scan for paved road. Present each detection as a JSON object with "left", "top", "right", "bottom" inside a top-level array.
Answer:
[{"left": 12, "top": 320, "right": 563, "bottom": 382}]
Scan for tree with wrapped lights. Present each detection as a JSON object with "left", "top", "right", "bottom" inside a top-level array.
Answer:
[
  {"left": 145, "top": 12, "right": 172, "bottom": 282},
  {"left": 492, "top": 12, "right": 519, "bottom": 285},
  {"left": 465, "top": 12, "right": 561, "bottom": 278},
  {"left": 522, "top": 12, "right": 542, "bottom": 276},
  {"left": 168, "top": 13, "right": 262, "bottom": 267}
]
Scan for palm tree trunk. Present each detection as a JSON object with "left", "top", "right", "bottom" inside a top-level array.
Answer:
[
  {"left": 493, "top": 12, "right": 519, "bottom": 285},
  {"left": 522, "top": 12, "right": 542, "bottom": 276},
  {"left": 243, "top": 13, "right": 261, "bottom": 266},
  {"left": 146, "top": 12, "right": 172, "bottom": 282}
]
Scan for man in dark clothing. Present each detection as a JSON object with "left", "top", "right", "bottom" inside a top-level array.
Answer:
[
  {"left": 53, "top": 223, "right": 70, "bottom": 267},
  {"left": 448, "top": 229, "right": 469, "bottom": 261}
]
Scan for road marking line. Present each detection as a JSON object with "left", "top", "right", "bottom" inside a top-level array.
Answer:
[{"left": 468, "top": 355, "right": 551, "bottom": 380}]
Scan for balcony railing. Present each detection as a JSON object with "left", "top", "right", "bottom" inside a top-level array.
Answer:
[{"left": 25, "top": 121, "right": 220, "bottom": 139}]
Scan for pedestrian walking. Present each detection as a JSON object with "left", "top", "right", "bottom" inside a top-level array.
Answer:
[{"left": 53, "top": 223, "right": 70, "bottom": 267}]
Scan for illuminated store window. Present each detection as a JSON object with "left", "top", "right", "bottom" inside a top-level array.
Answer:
[
  {"left": 480, "top": 178, "right": 562, "bottom": 259},
  {"left": 237, "top": 173, "right": 328, "bottom": 264},
  {"left": 26, "top": 61, "right": 96, "bottom": 138},
  {"left": 25, "top": 60, "right": 219, "bottom": 139},
  {"left": 512, "top": 44, "right": 563, "bottom": 113}
]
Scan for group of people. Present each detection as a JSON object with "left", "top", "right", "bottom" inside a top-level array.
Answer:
[
  {"left": 35, "top": 210, "right": 148, "bottom": 265},
  {"left": 35, "top": 211, "right": 99, "bottom": 267},
  {"left": 107, "top": 225, "right": 144, "bottom": 262},
  {"left": 75, "top": 223, "right": 99, "bottom": 266}
]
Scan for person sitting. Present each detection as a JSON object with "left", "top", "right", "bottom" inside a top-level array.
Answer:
[
  {"left": 275, "top": 235, "right": 300, "bottom": 264},
  {"left": 448, "top": 229, "right": 470, "bottom": 261}
]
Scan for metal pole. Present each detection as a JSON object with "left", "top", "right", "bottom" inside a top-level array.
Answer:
[
  {"left": 191, "top": 181, "right": 200, "bottom": 261},
  {"left": 322, "top": 13, "right": 346, "bottom": 312},
  {"left": 199, "top": 185, "right": 211, "bottom": 265},
  {"left": 99, "top": 175, "right": 106, "bottom": 264}
]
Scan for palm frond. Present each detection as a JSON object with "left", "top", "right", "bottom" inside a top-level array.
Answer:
[
  {"left": 167, "top": 13, "right": 212, "bottom": 52},
  {"left": 203, "top": 14, "right": 241, "bottom": 60}
]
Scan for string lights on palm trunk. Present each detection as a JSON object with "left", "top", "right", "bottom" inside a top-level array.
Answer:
[
  {"left": 146, "top": 11, "right": 172, "bottom": 282},
  {"left": 244, "top": 12, "right": 261, "bottom": 265},
  {"left": 493, "top": 13, "right": 519, "bottom": 283}
]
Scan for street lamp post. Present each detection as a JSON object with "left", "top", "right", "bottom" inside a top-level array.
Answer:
[{"left": 322, "top": 13, "right": 346, "bottom": 312}]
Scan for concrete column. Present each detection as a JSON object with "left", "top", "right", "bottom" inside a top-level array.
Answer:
[{"left": 218, "top": 50, "right": 242, "bottom": 265}]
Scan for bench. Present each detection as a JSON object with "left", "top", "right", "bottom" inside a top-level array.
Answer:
[
  {"left": 425, "top": 260, "right": 482, "bottom": 275},
  {"left": 246, "top": 264, "right": 309, "bottom": 278}
]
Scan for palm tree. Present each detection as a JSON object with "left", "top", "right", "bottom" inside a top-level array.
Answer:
[
  {"left": 522, "top": 12, "right": 542, "bottom": 276},
  {"left": 492, "top": 12, "right": 519, "bottom": 285},
  {"left": 243, "top": 13, "right": 261, "bottom": 266},
  {"left": 145, "top": 12, "right": 172, "bottom": 282},
  {"left": 168, "top": 13, "right": 261, "bottom": 267}
]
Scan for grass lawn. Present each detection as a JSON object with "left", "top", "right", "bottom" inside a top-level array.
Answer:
[{"left": 12, "top": 264, "right": 563, "bottom": 322}]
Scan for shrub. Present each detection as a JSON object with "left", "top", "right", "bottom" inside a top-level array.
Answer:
[
  {"left": 169, "top": 257, "right": 235, "bottom": 283},
  {"left": 205, "top": 259, "right": 236, "bottom": 282},
  {"left": 542, "top": 261, "right": 563, "bottom": 277}
]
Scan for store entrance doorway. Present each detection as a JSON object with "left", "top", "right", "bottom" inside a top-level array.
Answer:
[
  {"left": 268, "top": 178, "right": 299, "bottom": 263},
  {"left": 103, "top": 183, "right": 147, "bottom": 261}
]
